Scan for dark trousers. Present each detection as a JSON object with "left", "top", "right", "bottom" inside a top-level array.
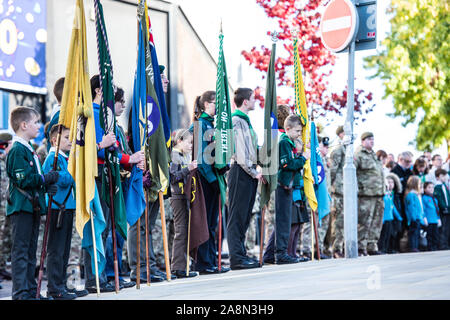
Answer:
[
  {"left": 426, "top": 223, "right": 439, "bottom": 251},
  {"left": 10, "top": 211, "right": 40, "bottom": 300},
  {"left": 378, "top": 220, "right": 393, "bottom": 253},
  {"left": 439, "top": 215, "right": 450, "bottom": 250},
  {"left": 47, "top": 209, "right": 74, "bottom": 295},
  {"left": 288, "top": 223, "right": 301, "bottom": 257},
  {"left": 275, "top": 186, "right": 293, "bottom": 257},
  {"left": 83, "top": 174, "right": 111, "bottom": 287},
  {"left": 127, "top": 200, "right": 160, "bottom": 280},
  {"left": 227, "top": 165, "right": 258, "bottom": 265},
  {"left": 408, "top": 220, "right": 420, "bottom": 251},
  {"left": 170, "top": 198, "right": 189, "bottom": 271},
  {"left": 263, "top": 231, "right": 275, "bottom": 262},
  {"left": 194, "top": 175, "right": 220, "bottom": 271},
  {"left": 105, "top": 230, "right": 124, "bottom": 281}
]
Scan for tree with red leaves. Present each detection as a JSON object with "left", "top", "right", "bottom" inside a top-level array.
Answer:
[{"left": 242, "top": 0, "right": 374, "bottom": 121}]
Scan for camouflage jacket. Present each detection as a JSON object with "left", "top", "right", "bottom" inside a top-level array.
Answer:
[
  {"left": 330, "top": 144, "right": 345, "bottom": 195},
  {"left": 354, "top": 146, "right": 385, "bottom": 197},
  {"left": 0, "top": 156, "right": 8, "bottom": 216}
]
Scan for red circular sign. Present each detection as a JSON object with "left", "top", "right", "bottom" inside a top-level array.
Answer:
[{"left": 320, "top": 0, "right": 357, "bottom": 52}]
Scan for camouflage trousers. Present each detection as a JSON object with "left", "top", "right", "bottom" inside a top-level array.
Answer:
[
  {"left": 331, "top": 194, "right": 344, "bottom": 254},
  {"left": 244, "top": 213, "right": 258, "bottom": 254},
  {"left": 300, "top": 211, "right": 331, "bottom": 255},
  {"left": 0, "top": 212, "right": 12, "bottom": 268},
  {"left": 263, "top": 191, "right": 276, "bottom": 247},
  {"left": 152, "top": 199, "right": 175, "bottom": 269},
  {"left": 358, "top": 196, "right": 384, "bottom": 252},
  {"left": 68, "top": 223, "right": 82, "bottom": 266}
]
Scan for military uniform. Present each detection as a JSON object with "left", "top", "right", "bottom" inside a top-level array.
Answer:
[
  {"left": 0, "top": 154, "right": 12, "bottom": 271},
  {"left": 354, "top": 143, "right": 385, "bottom": 253},
  {"left": 330, "top": 143, "right": 346, "bottom": 255}
]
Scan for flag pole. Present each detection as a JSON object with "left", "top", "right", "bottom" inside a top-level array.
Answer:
[
  {"left": 312, "top": 211, "right": 321, "bottom": 261},
  {"left": 136, "top": 218, "right": 140, "bottom": 289},
  {"left": 186, "top": 205, "right": 192, "bottom": 275},
  {"left": 89, "top": 209, "right": 101, "bottom": 297},
  {"left": 158, "top": 191, "right": 171, "bottom": 281},
  {"left": 107, "top": 165, "right": 120, "bottom": 293},
  {"left": 259, "top": 205, "right": 266, "bottom": 267},
  {"left": 36, "top": 125, "right": 63, "bottom": 299}
]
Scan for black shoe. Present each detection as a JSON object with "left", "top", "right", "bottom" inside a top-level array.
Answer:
[
  {"left": 230, "top": 260, "right": 260, "bottom": 270},
  {"left": 67, "top": 288, "right": 89, "bottom": 297},
  {"left": 153, "top": 269, "right": 177, "bottom": 281},
  {"left": 276, "top": 254, "right": 300, "bottom": 264},
  {"left": 198, "top": 268, "right": 218, "bottom": 275},
  {"left": 263, "top": 258, "right": 275, "bottom": 265},
  {"left": 0, "top": 268, "right": 12, "bottom": 281},
  {"left": 119, "top": 279, "right": 136, "bottom": 289},
  {"left": 358, "top": 249, "right": 368, "bottom": 256},
  {"left": 368, "top": 250, "right": 383, "bottom": 256},
  {"left": 172, "top": 270, "right": 199, "bottom": 278},
  {"left": 315, "top": 252, "right": 331, "bottom": 259},
  {"left": 48, "top": 291, "right": 77, "bottom": 300},
  {"left": 218, "top": 266, "right": 230, "bottom": 273},
  {"left": 298, "top": 256, "right": 310, "bottom": 262},
  {"left": 108, "top": 279, "right": 124, "bottom": 290},
  {"left": 86, "top": 282, "right": 115, "bottom": 294}
]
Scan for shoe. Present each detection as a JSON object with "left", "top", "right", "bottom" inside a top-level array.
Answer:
[
  {"left": 48, "top": 291, "right": 77, "bottom": 300},
  {"left": 314, "top": 252, "right": 331, "bottom": 259},
  {"left": 120, "top": 279, "right": 136, "bottom": 289},
  {"left": 172, "top": 270, "right": 199, "bottom": 278},
  {"left": 298, "top": 256, "right": 310, "bottom": 262},
  {"left": 0, "top": 268, "right": 12, "bottom": 281},
  {"left": 368, "top": 250, "right": 383, "bottom": 256},
  {"left": 358, "top": 249, "right": 368, "bottom": 256},
  {"left": 36, "top": 294, "right": 54, "bottom": 300},
  {"left": 153, "top": 269, "right": 177, "bottom": 281},
  {"left": 276, "top": 254, "right": 300, "bottom": 264},
  {"left": 85, "top": 282, "right": 115, "bottom": 294},
  {"left": 108, "top": 279, "right": 124, "bottom": 290},
  {"left": 218, "top": 266, "right": 230, "bottom": 273},
  {"left": 198, "top": 268, "right": 218, "bottom": 275},
  {"left": 67, "top": 288, "right": 89, "bottom": 297},
  {"left": 230, "top": 259, "right": 260, "bottom": 270},
  {"left": 263, "top": 257, "right": 275, "bottom": 265}
]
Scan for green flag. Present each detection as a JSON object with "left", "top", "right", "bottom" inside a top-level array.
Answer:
[
  {"left": 94, "top": 0, "right": 127, "bottom": 239},
  {"left": 141, "top": 1, "right": 170, "bottom": 200},
  {"left": 214, "top": 31, "right": 233, "bottom": 205},
  {"left": 260, "top": 43, "right": 278, "bottom": 209}
]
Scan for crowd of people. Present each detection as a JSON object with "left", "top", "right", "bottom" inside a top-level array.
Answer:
[{"left": 0, "top": 67, "right": 449, "bottom": 300}]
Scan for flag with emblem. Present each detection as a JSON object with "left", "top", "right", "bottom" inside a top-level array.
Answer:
[
  {"left": 214, "top": 29, "right": 233, "bottom": 205},
  {"left": 260, "top": 42, "right": 278, "bottom": 209},
  {"left": 94, "top": 0, "right": 127, "bottom": 239},
  {"left": 293, "top": 36, "right": 317, "bottom": 212},
  {"left": 60, "top": 0, "right": 105, "bottom": 274},
  {"left": 140, "top": 1, "right": 169, "bottom": 194},
  {"left": 310, "top": 121, "right": 331, "bottom": 225}
]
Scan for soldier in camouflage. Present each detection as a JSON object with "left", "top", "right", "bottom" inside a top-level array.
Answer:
[
  {"left": 329, "top": 126, "right": 346, "bottom": 258},
  {"left": 0, "top": 132, "right": 13, "bottom": 281},
  {"left": 354, "top": 132, "right": 385, "bottom": 256}
]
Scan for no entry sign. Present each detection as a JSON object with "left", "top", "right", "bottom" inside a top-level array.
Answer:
[{"left": 320, "top": 0, "right": 358, "bottom": 52}]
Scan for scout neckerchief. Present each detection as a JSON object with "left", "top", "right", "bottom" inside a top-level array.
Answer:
[
  {"left": 12, "top": 136, "right": 42, "bottom": 175},
  {"left": 173, "top": 147, "right": 189, "bottom": 194},
  {"left": 232, "top": 109, "right": 257, "bottom": 150}
]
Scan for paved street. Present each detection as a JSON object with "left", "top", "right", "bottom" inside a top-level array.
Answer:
[{"left": 3, "top": 250, "right": 447, "bottom": 300}]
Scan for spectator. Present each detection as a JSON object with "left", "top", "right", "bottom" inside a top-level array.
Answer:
[
  {"left": 412, "top": 158, "right": 429, "bottom": 183},
  {"left": 426, "top": 154, "right": 443, "bottom": 185}
]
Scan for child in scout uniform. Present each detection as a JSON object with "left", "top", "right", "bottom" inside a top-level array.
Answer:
[
  {"left": 422, "top": 181, "right": 441, "bottom": 251},
  {"left": 434, "top": 169, "right": 450, "bottom": 249},
  {"left": 169, "top": 129, "right": 198, "bottom": 278},
  {"left": 6, "top": 107, "right": 59, "bottom": 300},
  {"left": 274, "top": 115, "right": 310, "bottom": 264},
  {"left": 404, "top": 175, "right": 427, "bottom": 252},
  {"left": 42, "top": 125, "right": 77, "bottom": 300}
]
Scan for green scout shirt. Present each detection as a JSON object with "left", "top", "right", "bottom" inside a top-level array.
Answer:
[
  {"left": 6, "top": 139, "right": 47, "bottom": 216},
  {"left": 278, "top": 133, "right": 306, "bottom": 188}
]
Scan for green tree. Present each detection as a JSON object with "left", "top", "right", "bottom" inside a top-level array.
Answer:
[{"left": 365, "top": 0, "right": 449, "bottom": 152}]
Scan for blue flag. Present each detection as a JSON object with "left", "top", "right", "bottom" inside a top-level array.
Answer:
[
  {"left": 82, "top": 185, "right": 106, "bottom": 276},
  {"left": 310, "top": 121, "right": 331, "bottom": 225},
  {"left": 126, "top": 22, "right": 147, "bottom": 227}
]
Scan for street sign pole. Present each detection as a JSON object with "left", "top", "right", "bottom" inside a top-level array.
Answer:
[{"left": 343, "top": 37, "right": 358, "bottom": 259}]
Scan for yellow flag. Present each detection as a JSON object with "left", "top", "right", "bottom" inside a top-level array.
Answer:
[
  {"left": 293, "top": 37, "right": 317, "bottom": 212},
  {"left": 60, "top": 0, "right": 97, "bottom": 237}
]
